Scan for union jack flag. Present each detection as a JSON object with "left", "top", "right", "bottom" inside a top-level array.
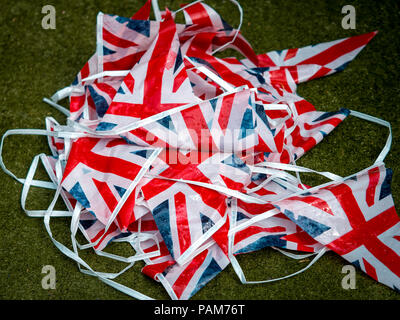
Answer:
[
  {"left": 273, "top": 164, "right": 400, "bottom": 291},
  {"left": 61, "top": 137, "right": 161, "bottom": 231}
]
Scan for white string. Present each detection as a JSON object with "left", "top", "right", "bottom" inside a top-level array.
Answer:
[
  {"left": 43, "top": 98, "right": 71, "bottom": 116},
  {"left": 228, "top": 198, "right": 327, "bottom": 284},
  {"left": 211, "top": 0, "right": 243, "bottom": 55},
  {"left": 151, "top": 0, "right": 162, "bottom": 21},
  {"left": 349, "top": 109, "right": 392, "bottom": 164}
]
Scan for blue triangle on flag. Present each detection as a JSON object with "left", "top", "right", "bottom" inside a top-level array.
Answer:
[
  {"left": 234, "top": 234, "right": 287, "bottom": 254},
  {"left": 117, "top": 86, "right": 125, "bottom": 94},
  {"left": 251, "top": 173, "right": 267, "bottom": 181},
  {"left": 346, "top": 175, "right": 358, "bottom": 181},
  {"left": 335, "top": 61, "right": 351, "bottom": 72},
  {"left": 80, "top": 219, "right": 96, "bottom": 230},
  {"left": 245, "top": 69, "right": 266, "bottom": 85},
  {"left": 152, "top": 200, "right": 174, "bottom": 258},
  {"left": 113, "top": 231, "right": 132, "bottom": 241},
  {"left": 174, "top": 49, "right": 183, "bottom": 74},
  {"left": 221, "top": 18, "right": 233, "bottom": 32},
  {"left": 189, "top": 257, "right": 222, "bottom": 298},
  {"left": 200, "top": 213, "right": 215, "bottom": 233},
  {"left": 96, "top": 122, "right": 117, "bottom": 131},
  {"left": 239, "top": 109, "right": 254, "bottom": 139},
  {"left": 88, "top": 85, "right": 109, "bottom": 117},
  {"left": 236, "top": 211, "right": 248, "bottom": 221},
  {"left": 351, "top": 259, "right": 361, "bottom": 270},
  {"left": 69, "top": 182, "right": 90, "bottom": 208},
  {"left": 379, "top": 168, "right": 393, "bottom": 200},
  {"left": 130, "top": 150, "right": 148, "bottom": 158},
  {"left": 312, "top": 108, "right": 349, "bottom": 123},
  {"left": 115, "top": 16, "right": 150, "bottom": 37},
  {"left": 157, "top": 115, "right": 175, "bottom": 132},
  {"left": 114, "top": 185, "right": 127, "bottom": 198},
  {"left": 72, "top": 76, "right": 79, "bottom": 86},
  {"left": 284, "top": 209, "right": 331, "bottom": 238},
  {"left": 255, "top": 104, "right": 276, "bottom": 135},
  {"left": 252, "top": 67, "right": 270, "bottom": 74},
  {"left": 222, "top": 154, "right": 250, "bottom": 173},
  {"left": 103, "top": 45, "right": 116, "bottom": 56},
  {"left": 209, "top": 97, "right": 218, "bottom": 111}
]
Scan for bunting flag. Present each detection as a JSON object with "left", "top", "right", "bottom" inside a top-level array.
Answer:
[
  {"left": 273, "top": 164, "right": 400, "bottom": 291},
  {"left": 2, "top": 0, "right": 398, "bottom": 301}
]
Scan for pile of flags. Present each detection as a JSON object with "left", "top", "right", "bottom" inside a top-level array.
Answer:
[{"left": 2, "top": 0, "right": 399, "bottom": 299}]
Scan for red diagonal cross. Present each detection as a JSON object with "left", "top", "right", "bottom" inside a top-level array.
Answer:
[
  {"left": 325, "top": 183, "right": 400, "bottom": 278},
  {"left": 62, "top": 137, "right": 142, "bottom": 182}
]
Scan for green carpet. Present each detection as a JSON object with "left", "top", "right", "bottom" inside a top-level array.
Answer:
[{"left": 0, "top": 0, "right": 399, "bottom": 300}]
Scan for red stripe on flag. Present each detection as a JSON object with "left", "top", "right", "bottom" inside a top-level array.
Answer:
[
  {"left": 90, "top": 223, "right": 118, "bottom": 249},
  {"left": 92, "top": 178, "right": 118, "bottom": 212},
  {"left": 143, "top": 241, "right": 171, "bottom": 257},
  {"left": 363, "top": 258, "right": 378, "bottom": 281},
  {"left": 220, "top": 175, "right": 244, "bottom": 192},
  {"left": 62, "top": 138, "right": 142, "bottom": 181},
  {"left": 95, "top": 82, "right": 117, "bottom": 99},
  {"left": 80, "top": 62, "right": 90, "bottom": 80},
  {"left": 212, "top": 34, "right": 258, "bottom": 66},
  {"left": 105, "top": 139, "right": 128, "bottom": 148},
  {"left": 237, "top": 200, "right": 275, "bottom": 215},
  {"left": 257, "top": 53, "right": 276, "bottom": 67},
  {"left": 142, "top": 260, "right": 175, "bottom": 280},
  {"left": 92, "top": 178, "right": 136, "bottom": 230},
  {"left": 290, "top": 126, "right": 317, "bottom": 150},
  {"left": 102, "top": 28, "right": 138, "bottom": 49},
  {"left": 299, "top": 32, "right": 377, "bottom": 66},
  {"left": 70, "top": 95, "right": 86, "bottom": 113},
  {"left": 128, "top": 218, "right": 158, "bottom": 232},
  {"left": 306, "top": 66, "right": 333, "bottom": 81},
  {"left": 282, "top": 228, "right": 319, "bottom": 252},
  {"left": 175, "top": 192, "right": 192, "bottom": 255},
  {"left": 366, "top": 167, "right": 380, "bottom": 207},
  {"left": 288, "top": 66, "right": 299, "bottom": 84},
  {"left": 141, "top": 12, "right": 177, "bottom": 118},
  {"left": 284, "top": 48, "right": 298, "bottom": 61},
  {"left": 218, "top": 93, "right": 235, "bottom": 131},
  {"left": 131, "top": 0, "right": 151, "bottom": 20},
  {"left": 294, "top": 100, "right": 316, "bottom": 115},
  {"left": 184, "top": 3, "right": 213, "bottom": 27},
  {"left": 181, "top": 105, "right": 217, "bottom": 151},
  {"left": 173, "top": 67, "right": 189, "bottom": 93},
  {"left": 104, "top": 50, "right": 145, "bottom": 71},
  {"left": 172, "top": 250, "right": 208, "bottom": 299},
  {"left": 269, "top": 69, "right": 293, "bottom": 93},
  {"left": 124, "top": 73, "right": 135, "bottom": 94}
]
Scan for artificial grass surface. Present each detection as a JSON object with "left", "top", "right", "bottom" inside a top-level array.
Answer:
[{"left": 0, "top": 0, "right": 399, "bottom": 300}]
